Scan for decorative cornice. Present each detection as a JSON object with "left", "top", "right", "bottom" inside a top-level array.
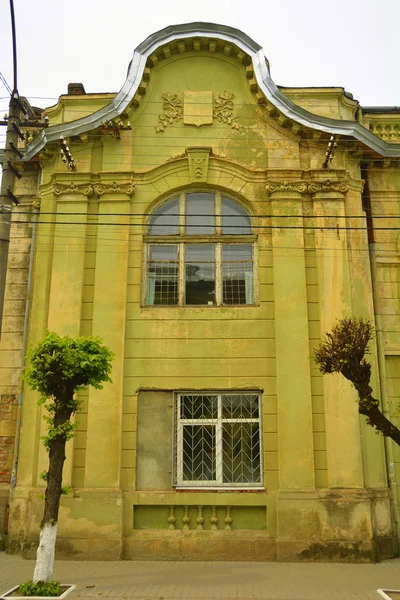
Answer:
[
  {"left": 22, "top": 23, "right": 400, "bottom": 160},
  {"left": 307, "top": 179, "right": 349, "bottom": 194},
  {"left": 368, "top": 121, "right": 400, "bottom": 141},
  {"left": 266, "top": 179, "right": 349, "bottom": 195},
  {"left": 93, "top": 181, "right": 135, "bottom": 196},
  {"left": 265, "top": 181, "right": 308, "bottom": 194},
  {"left": 53, "top": 180, "right": 135, "bottom": 197},
  {"left": 53, "top": 182, "right": 94, "bottom": 197}
]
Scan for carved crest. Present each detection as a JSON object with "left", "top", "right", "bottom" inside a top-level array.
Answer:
[{"left": 183, "top": 91, "right": 213, "bottom": 127}]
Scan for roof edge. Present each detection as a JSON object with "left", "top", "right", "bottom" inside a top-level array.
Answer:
[{"left": 23, "top": 22, "right": 400, "bottom": 160}]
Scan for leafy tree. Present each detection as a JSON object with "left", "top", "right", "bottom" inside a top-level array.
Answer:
[
  {"left": 23, "top": 332, "right": 114, "bottom": 585},
  {"left": 314, "top": 317, "right": 400, "bottom": 446}
]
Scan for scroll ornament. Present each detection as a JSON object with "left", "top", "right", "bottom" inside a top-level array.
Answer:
[
  {"left": 266, "top": 179, "right": 349, "bottom": 195},
  {"left": 93, "top": 181, "right": 135, "bottom": 196},
  {"left": 53, "top": 182, "right": 94, "bottom": 197},
  {"left": 265, "top": 181, "right": 308, "bottom": 194}
]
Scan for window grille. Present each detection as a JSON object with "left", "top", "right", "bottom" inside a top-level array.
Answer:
[{"left": 173, "top": 392, "right": 263, "bottom": 488}]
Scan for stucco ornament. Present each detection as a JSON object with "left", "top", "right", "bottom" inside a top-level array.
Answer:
[
  {"left": 213, "top": 92, "right": 240, "bottom": 130},
  {"left": 307, "top": 180, "right": 349, "bottom": 194},
  {"left": 93, "top": 181, "right": 135, "bottom": 196},
  {"left": 183, "top": 91, "right": 213, "bottom": 127},
  {"left": 266, "top": 179, "right": 349, "bottom": 195},
  {"left": 265, "top": 181, "right": 308, "bottom": 194},
  {"left": 156, "top": 93, "right": 183, "bottom": 132},
  {"left": 53, "top": 182, "right": 94, "bottom": 196},
  {"left": 32, "top": 197, "right": 41, "bottom": 209}
]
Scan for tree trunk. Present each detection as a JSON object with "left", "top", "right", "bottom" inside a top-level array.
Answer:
[
  {"left": 33, "top": 398, "right": 72, "bottom": 583},
  {"left": 33, "top": 433, "right": 67, "bottom": 583},
  {"left": 359, "top": 402, "right": 400, "bottom": 447}
]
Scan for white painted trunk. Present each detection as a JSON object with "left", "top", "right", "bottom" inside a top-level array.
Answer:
[{"left": 33, "top": 522, "right": 57, "bottom": 583}]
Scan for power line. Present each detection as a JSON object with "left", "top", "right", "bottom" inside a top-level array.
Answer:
[
  {"left": 0, "top": 73, "right": 12, "bottom": 97},
  {"left": 9, "top": 219, "right": 400, "bottom": 231},
  {"left": 9, "top": 210, "right": 400, "bottom": 219}
]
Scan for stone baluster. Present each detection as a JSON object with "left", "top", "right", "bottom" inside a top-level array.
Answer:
[
  {"left": 210, "top": 506, "right": 218, "bottom": 530},
  {"left": 182, "top": 506, "right": 190, "bottom": 530},
  {"left": 224, "top": 506, "right": 233, "bottom": 530},
  {"left": 168, "top": 506, "right": 176, "bottom": 530},
  {"left": 196, "top": 506, "right": 204, "bottom": 530}
]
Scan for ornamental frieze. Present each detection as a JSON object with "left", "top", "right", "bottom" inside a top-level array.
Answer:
[
  {"left": 53, "top": 181, "right": 135, "bottom": 197},
  {"left": 307, "top": 180, "right": 349, "bottom": 194},
  {"left": 265, "top": 181, "right": 308, "bottom": 194},
  {"left": 266, "top": 179, "right": 349, "bottom": 195},
  {"left": 53, "top": 182, "right": 94, "bottom": 197},
  {"left": 93, "top": 181, "right": 135, "bottom": 196}
]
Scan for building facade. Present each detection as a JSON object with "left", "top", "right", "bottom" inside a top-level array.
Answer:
[{"left": 0, "top": 22, "right": 400, "bottom": 561}]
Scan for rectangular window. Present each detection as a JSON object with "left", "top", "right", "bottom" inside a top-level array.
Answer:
[
  {"left": 146, "top": 243, "right": 254, "bottom": 306},
  {"left": 185, "top": 244, "right": 216, "bottom": 305},
  {"left": 174, "top": 392, "right": 262, "bottom": 488},
  {"left": 147, "top": 245, "right": 179, "bottom": 305},
  {"left": 222, "top": 244, "right": 253, "bottom": 305}
]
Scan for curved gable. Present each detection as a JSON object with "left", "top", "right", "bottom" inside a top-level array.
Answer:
[{"left": 24, "top": 22, "right": 400, "bottom": 160}]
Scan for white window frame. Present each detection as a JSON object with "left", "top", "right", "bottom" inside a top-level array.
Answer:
[
  {"left": 174, "top": 391, "right": 264, "bottom": 490},
  {"left": 144, "top": 242, "right": 256, "bottom": 306},
  {"left": 143, "top": 190, "right": 259, "bottom": 307}
]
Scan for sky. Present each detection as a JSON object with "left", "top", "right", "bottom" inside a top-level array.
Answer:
[{"left": 0, "top": 0, "right": 399, "bottom": 130}]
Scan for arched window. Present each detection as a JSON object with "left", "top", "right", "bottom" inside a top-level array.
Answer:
[{"left": 146, "top": 191, "right": 254, "bottom": 306}]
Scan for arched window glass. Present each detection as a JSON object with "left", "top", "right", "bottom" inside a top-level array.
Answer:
[
  {"left": 222, "top": 197, "right": 251, "bottom": 235},
  {"left": 186, "top": 192, "right": 215, "bottom": 234},
  {"left": 149, "top": 197, "right": 179, "bottom": 235},
  {"left": 146, "top": 191, "right": 254, "bottom": 306}
]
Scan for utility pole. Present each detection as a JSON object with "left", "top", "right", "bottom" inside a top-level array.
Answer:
[
  {"left": 0, "top": 93, "right": 22, "bottom": 335},
  {"left": 0, "top": 0, "right": 21, "bottom": 335}
]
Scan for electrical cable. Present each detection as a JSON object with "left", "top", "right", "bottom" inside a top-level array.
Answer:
[{"left": 9, "top": 211, "right": 400, "bottom": 219}]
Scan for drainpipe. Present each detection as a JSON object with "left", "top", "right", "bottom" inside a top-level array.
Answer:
[
  {"left": 10, "top": 183, "right": 40, "bottom": 492},
  {"left": 362, "top": 163, "right": 400, "bottom": 543}
]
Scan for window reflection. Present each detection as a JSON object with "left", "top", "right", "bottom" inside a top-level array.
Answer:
[
  {"left": 185, "top": 245, "right": 216, "bottom": 305},
  {"left": 186, "top": 193, "right": 215, "bottom": 234}
]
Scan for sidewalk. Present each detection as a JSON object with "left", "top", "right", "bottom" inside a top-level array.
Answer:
[{"left": 0, "top": 552, "right": 399, "bottom": 600}]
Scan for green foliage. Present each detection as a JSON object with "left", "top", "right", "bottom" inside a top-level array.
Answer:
[
  {"left": 42, "top": 420, "right": 76, "bottom": 450},
  {"left": 314, "top": 317, "right": 373, "bottom": 377},
  {"left": 16, "top": 580, "right": 64, "bottom": 597},
  {"left": 24, "top": 331, "right": 114, "bottom": 401},
  {"left": 23, "top": 332, "right": 114, "bottom": 448}
]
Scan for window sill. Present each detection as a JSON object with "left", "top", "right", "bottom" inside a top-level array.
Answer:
[
  {"left": 142, "top": 304, "right": 258, "bottom": 309},
  {"left": 175, "top": 486, "right": 265, "bottom": 492}
]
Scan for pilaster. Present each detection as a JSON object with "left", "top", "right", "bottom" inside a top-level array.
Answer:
[
  {"left": 267, "top": 180, "right": 315, "bottom": 490},
  {"left": 312, "top": 173, "right": 364, "bottom": 489},
  {"left": 84, "top": 187, "right": 131, "bottom": 488}
]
